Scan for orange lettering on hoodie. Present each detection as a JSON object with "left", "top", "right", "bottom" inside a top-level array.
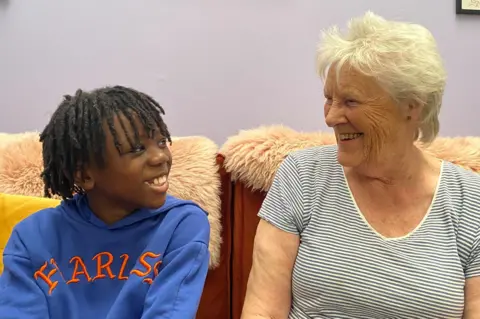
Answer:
[
  {"left": 130, "top": 252, "right": 161, "bottom": 284},
  {"left": 67, "top": 256, "right": 91, "bottom": 284},
  {"left": 92, "top": 252, "right": 116, "bottom": 281},
  {"left": 34, "top": 261, "right": 59, "bottom": 295},
  {"left": 118, "top": 254, "right": 130, "bottom": 280}
]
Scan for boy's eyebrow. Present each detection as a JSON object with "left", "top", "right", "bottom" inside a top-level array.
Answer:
[
  {"left": 118, "top": 131, "right": 166, "bottom": 146},
  {"left": 116, "top": 137, "right": 133, "bottom": 148},
  {"left": 113, "top": 127, "right": 139, "bottom": 147}
]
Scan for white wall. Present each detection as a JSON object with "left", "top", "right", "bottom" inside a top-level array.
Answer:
[{"left": 1, "top": 0, "right": 479, "bottom": 144}]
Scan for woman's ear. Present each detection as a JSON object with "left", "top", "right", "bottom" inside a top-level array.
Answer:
[{"left": 407, "top": 100, "right": 423, "bottom": 122}]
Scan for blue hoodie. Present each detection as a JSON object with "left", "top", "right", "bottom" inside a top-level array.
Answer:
[{"left": 0, "top": 194, "right": 210, "bottom": 319}]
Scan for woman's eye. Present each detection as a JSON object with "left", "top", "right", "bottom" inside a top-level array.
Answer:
[
  {"left": 345, "top": 99, "right": 358, "bottom": 106},
  {"left": 325, "top": 97, "right": 333, "bottom": 105}
]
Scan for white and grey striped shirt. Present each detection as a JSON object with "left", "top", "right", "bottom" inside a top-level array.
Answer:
[{"left": 258, "top": 145, "right": 480, "bottom": 318}]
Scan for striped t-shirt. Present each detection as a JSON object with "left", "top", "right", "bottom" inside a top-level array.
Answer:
[{"left": 258, "top": 145, "right": 480, "bottom": 318}]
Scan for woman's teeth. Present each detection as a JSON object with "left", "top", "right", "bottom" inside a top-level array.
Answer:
[{"left": 339, "top": 133, "right": 363, "bottom": 141}]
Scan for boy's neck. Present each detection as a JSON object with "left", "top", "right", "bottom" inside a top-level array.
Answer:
[{"left": 85, "top": 193, "right": 134, "bottom": 225}]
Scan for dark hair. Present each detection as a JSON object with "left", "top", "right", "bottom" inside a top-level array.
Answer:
[{"left": 39, "top": 85, "right": 172, "bottom": 199}]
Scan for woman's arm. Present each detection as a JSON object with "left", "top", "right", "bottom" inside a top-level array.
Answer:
[
  {"left": 464, "top": 276, "right": 480, "bottom": 318},
  {"left": 241, "top": 153, "right": 305, "bottom": 318},
  {"left": 241, "top": 220, "right": 300, "bottom": 319}
]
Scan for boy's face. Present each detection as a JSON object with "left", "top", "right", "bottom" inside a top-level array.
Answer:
[{"left": 77, "top": 113, "right": 172, "bottom": 221}]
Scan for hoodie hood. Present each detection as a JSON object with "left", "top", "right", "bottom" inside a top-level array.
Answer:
[{"left": 63, "top": 194, "right": 201, "bottom": 230}]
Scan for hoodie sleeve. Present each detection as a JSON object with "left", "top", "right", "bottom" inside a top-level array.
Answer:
[
  {"left": 140, "top": 207, "right": 210, "bottom": 319},
  {"left": 0, "top": 229, "right": 50, "bottom": 318}
]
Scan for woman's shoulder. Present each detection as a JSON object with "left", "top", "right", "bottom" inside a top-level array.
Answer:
[
  {"left": 287, "top": 144, "right": 340, "bottom": 173},
  {"left": 440, "top": 161, "right": 480, "bottom": 221},
  {"left": 442, "top": 161, "right": 480, "bottom": 199},
  {"left": 439, "top": 162, "right": 480, "bottom": 270},
  {"left": 289, "top": 144, "right": 338, "bottom": 160}
]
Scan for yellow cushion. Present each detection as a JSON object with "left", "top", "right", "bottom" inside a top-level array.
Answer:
[{"left": 0, "top": 193, "right": 60, "bottom": 273}]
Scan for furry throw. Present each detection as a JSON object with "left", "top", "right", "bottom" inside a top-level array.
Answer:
[
  {"left": 0, "top": 133, "right": 223, "bottom": 269},
  {"left": 220, "top": 125, "right": 480, "bottom": 192}
]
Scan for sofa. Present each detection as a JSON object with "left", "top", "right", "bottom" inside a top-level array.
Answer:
[{"left": 2, "top": 126, "right": 480, "bottom": 319}]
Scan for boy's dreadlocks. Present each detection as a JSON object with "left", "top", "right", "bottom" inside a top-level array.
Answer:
[{"left": 40, "top": 85, "right": 172, "bottom": 199}]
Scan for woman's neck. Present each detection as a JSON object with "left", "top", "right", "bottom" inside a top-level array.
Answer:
[{"left": 348, "top": 145, "right": 439, "bottom": 189}]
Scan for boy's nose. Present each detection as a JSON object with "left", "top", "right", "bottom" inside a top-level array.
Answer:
[{"left": 148, "top": 147, "right": 169, "bottom": 166}]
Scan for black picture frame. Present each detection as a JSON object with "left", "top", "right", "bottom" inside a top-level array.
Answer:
[
  {"left": 457, "top": 0, "right": 480, "bottom": 14},
  {"left": 0, "top": 0, "right": 10, "bottom": 11}
]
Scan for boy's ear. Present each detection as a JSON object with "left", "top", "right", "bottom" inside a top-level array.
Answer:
[{"left": 73, "top": 165, "right": 95, "bottom": 191}]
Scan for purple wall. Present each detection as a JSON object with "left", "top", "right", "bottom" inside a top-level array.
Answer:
[{"left": 1, "top": 0, "right": 479, "bottom": 144}]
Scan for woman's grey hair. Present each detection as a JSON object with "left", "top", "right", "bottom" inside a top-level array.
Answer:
[{"left": 316, "top": 11, "right": 447, "bottom": 143}]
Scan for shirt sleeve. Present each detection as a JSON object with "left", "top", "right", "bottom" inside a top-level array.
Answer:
[
  {"left": 454, "top": 170, "right": 480, "bottom": 279},
  {"left": 465, "top": 242, "right": 480, "bottom": 278},
  {"left": 464, "top": 222, "right": 480, "bottom": 278},
  {"left": 0, "top": 229, "right": 50, "bottom": 318},
  {"left": 140, "top": 208, "right": 210, "bottom": 319},
  {"left": 257, "top": 153, "right": 305, "bottom": 235}
]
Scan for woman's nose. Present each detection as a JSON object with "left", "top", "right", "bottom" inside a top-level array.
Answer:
[{"left": 325, "top": 103, "right": 348, "bottom": 127}]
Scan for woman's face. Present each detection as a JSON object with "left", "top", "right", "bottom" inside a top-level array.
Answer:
[{"left": 323, "top": 64, "right": 413, "bottom": 168}]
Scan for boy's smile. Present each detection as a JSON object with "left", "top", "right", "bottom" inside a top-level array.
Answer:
[
  {"left": 145, "top": 173, "right": 169, "bottom": 194},
  {"left": 77, "top": 112, "right": 173, "bottom": 224}
]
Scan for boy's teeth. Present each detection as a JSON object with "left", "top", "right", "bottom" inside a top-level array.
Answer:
[{"left": 150, "top": 176, "right": 167, "bottom": 185}]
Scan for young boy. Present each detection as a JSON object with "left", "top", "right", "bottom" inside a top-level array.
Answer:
[{"left": 0, "top": 86, "right": 211, "bottom": 318}]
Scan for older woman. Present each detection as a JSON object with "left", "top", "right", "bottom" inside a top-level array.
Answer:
[{"left": 241, "top": 12, "right": 480, "bottom": 319}]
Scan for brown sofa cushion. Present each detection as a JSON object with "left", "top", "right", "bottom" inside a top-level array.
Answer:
[
  {"left": 196, "top": 155, "right": 233, "bottom": 319},
  {"left": 0, "top": 132, "right": 223, "bottom": 269}
]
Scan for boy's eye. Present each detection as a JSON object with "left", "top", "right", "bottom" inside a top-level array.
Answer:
[
  {"left": 131, "top": 144, "right": 145, "bottom": 153},
  {"left": 128, "top": 138, "right": 167, "bottom": 154},
  {"left": 158, "top": 138, "right": 167, "bottom": 148}
]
